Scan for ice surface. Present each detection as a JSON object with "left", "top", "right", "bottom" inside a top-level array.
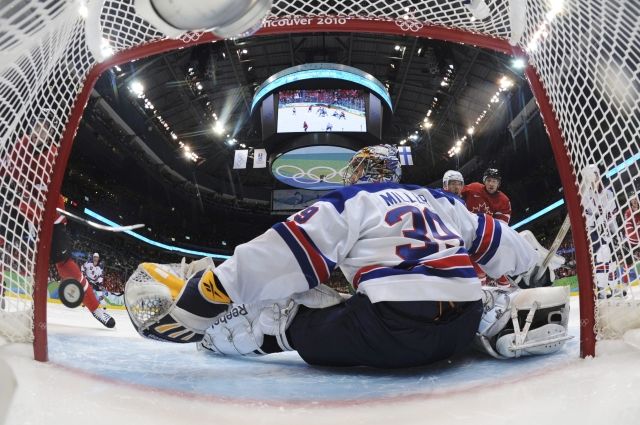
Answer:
[{"left": 1, "top": 297, "right": 640, "bottom": 425}]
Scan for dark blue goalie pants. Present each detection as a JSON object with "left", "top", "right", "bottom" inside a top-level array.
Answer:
[{"left": 287, "top": 293, "right": 483, "bottom": 369}]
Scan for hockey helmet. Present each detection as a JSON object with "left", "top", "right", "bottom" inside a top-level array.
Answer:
[
  {"left": 482, "top": 168, "right": 501, "bottom": 183},
  {"left": 443, "top": 170, "right": 464, "bottom": 188},
  {"left": 343, "top": 144, "right": 401, "bottom": 185},
  {"left": 93, "top": 252, "right": 100, "bottom": 258}
]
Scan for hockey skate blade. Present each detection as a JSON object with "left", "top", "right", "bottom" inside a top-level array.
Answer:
[
  {"left": 623, "top": 328, "right": 640, "bottom": 351},
  {"left": 58, "top": 279, "right": 84, "bottom": 308}
]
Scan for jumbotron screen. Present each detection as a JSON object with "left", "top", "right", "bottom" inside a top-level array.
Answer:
[{"left": 276, "top": 89, "right": 367, "bottom": 133}]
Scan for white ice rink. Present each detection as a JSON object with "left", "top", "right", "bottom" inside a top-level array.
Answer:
[{"left": 1, "top": 295, "right": 640, "bottom": 425}]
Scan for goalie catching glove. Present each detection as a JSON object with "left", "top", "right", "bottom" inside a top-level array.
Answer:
[
  {"left": 475, "top": 286, "right": 573, "bottom": 359},
  {"left": 124, "top": 257, "right": 230, "bottom": 343}
]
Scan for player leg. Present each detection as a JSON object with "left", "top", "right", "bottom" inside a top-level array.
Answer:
[
  {"left": 51, "top": 224, "right": 115, "bottom": 328},
  {"left": 288, "top": 295, "right": 482, "bottom": 368}
]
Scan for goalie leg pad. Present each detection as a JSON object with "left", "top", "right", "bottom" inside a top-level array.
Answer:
[
  {"left": 495, "top": 323, "right": 569, "bottom": 357},
  {"left": 475, "top": 286, "right": 573, "bottom": 358}
]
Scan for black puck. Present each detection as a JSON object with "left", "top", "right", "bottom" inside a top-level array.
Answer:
[{"left": 59, "top": 279, "right": 84, "bottom": 308}]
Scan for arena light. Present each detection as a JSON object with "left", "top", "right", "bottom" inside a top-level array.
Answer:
[
  {"left": 512, "top": 58, "right": 526, "bottom": 69},
  {"left": 499, "top": 76, "right": 514, "bottom": 90},
  {"left": 467, "top": 126, "right": 475, "bottom": 135},
  {"left": 213, "top": 122, "right": 225, "bottom": 135},
  {"left": 129, "top": 80, "right": 144, "bottom": 96}
]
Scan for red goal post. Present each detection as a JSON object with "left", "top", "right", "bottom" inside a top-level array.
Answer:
[{"left": 0, "top": 0, "right": 637, "bottom": 361}]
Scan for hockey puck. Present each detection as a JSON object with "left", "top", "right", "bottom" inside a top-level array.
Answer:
[{"left": 59, "top": 279, "right": 84, "bottom": 308}]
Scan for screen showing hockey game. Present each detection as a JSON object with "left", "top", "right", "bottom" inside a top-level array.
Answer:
[{"left": 277, "top": 89, "right": 367, "bottom": 133}]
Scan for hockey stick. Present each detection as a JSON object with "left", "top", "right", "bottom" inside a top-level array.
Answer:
[
  {"left": 56, "top": 208, "right": 144, "bottom": 232},
  {"left": 535, "top": 214, "right": 571, "bottom": 280}
]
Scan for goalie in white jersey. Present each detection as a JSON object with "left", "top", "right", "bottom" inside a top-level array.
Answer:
[{"left": 125, "top": 145, "right": 570, "bottom": 367}]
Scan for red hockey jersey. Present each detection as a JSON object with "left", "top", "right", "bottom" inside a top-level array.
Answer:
[
  {"left": 625, "top": 207, "right": 640, "bottom": 245},
  {"left": 461, "top": 182, "right": 512, "bottom": 223}
]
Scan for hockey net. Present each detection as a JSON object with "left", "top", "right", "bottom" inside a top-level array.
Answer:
[{"left": 0, "top": 0, "right": 638, "bottom": 360}]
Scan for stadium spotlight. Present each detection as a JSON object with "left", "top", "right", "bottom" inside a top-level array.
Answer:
[
  {"left": 134, "top": 0, "right": 273, "bottom": 38},
  {"left": 512, "top": 57, "right": 526, "bottom": 69},
  {"left": 213, "top": 122, "right": 225, "bottom": 135},
  {"left": 129, "top": 80, "right": 144, "bottom": 96}
]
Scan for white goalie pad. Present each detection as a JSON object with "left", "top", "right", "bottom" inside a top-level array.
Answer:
[{"left": 475, "top": 286, "right": 573, "bottom": 359}]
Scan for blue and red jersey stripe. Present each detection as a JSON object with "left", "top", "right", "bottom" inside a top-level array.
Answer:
[
  {"left": 469, "top": 214, "right": 502, "bottom": 265},
  {"left": 273, "top": 221, "right": 336, "bottom": 288},
  {"left": 352, "top": 251, "right": 477, "bottom": 289}
]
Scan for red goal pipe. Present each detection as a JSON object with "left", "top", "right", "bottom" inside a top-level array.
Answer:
[
  {"left": 33, "top": 18, "right": 593, "bottom": 359},
  {"left": 525, "top": 68, "right": 596, "bottom": 358}
]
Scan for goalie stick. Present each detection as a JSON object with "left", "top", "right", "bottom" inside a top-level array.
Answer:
[
  {"left": 56, "top": 208, "right": 144, "bottom": 233},
  {"left": 534, "top": 214, "right": 571, "bottom": 280}
]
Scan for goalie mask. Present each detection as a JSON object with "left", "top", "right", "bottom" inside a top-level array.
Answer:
[{"left": 342, "top": 144, "right": 401, "bottom": 186}]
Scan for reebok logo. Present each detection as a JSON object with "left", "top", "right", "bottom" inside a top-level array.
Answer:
[{"left": 198, "top": 270, "right": 231, "bottom": 304}]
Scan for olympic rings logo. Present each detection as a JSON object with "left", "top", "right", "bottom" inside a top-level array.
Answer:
[
  {"left": 395, "top": 17, "right": 423, "bottom": 32},
  {"left": 274, "top": 165, "right": 349, "bottom": 185}
]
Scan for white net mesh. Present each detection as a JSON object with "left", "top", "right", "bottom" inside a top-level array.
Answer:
[{"left": 0, "top": 0, "right": 639, "bottom": 354}]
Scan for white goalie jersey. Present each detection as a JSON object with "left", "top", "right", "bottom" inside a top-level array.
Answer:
[{"left": 214, "top": 183, "right": 536, "bottom": 304}]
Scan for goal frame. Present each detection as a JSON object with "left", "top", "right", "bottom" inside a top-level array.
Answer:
[{"left": 32, "top": 18, "right": 596, "bottom": 361}]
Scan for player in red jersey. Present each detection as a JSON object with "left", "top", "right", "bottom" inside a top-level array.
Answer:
[
  {"left": 462, "top": 168, "right": 512, "bottom": 286},
  {"left": 462, "top": 168, "right": 512, "bottom": 223},
  {"left": 0, "top": 112, "right": 114, "bottom": 327}
]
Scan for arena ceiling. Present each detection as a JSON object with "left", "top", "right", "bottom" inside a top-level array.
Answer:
[{"left": 83, "top": 31, "right": 540, "bottom": 204}]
